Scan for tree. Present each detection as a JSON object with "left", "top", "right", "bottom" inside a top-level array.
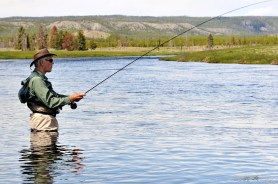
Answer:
[
  {"left": 207, "top": 34, "right": 214, "bottom": 49},
  {"left": 15, "top": 26, "right": 26, "bottom": 50},
  {"left": 49, "top": 26, "right": 58, "bottom": 49},
  {"left": 55, "top": 30, "right": 65, "bottom": 50},
  {"left": 62, "top": 32, "right": 75, "bottom": 51},
  {"left": 37, "top": 25, "right": 47, "bottom": 49},
  {"left": 231, "top": 36, "right": 236, "bottom": 46},
  {"left": 76, "top": 30, "right": 87, "bottom": 50},
  {"left": 26, "top": 34, "right": 31, "bottom": 50},
  {"left": 89, "top": 39, "right": 97, "bottom": 50}
]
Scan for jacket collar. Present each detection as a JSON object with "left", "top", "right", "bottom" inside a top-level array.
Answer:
[{"left": 32, "top": 69, "right": 48, "bottom": 80}]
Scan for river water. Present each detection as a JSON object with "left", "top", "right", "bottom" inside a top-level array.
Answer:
[{"left": 0, "top": 57, "right": 277, "bottom": 183}]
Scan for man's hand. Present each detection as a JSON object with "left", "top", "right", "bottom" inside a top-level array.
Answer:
[{"left": 69, "top": 93, "right": 86, "bottom": 102}]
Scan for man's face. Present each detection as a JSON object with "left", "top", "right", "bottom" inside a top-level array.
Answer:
[{"left": 43, "top": 57, "right": 54, "bottom": 73}]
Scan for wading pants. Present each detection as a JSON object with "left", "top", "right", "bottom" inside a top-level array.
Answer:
[{"left": 30, "top": 113, "right": 58, "bottom": 131}]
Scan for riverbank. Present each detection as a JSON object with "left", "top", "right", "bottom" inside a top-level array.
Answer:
[
  {"left": 160, "top": 45, "right": 278, "bottom": 65},
  {"left": 0, "top": 47, "right": 190, "bottom": 59},
  {"left": 1, "top": 45, "right": 277, "bottom": 65}
]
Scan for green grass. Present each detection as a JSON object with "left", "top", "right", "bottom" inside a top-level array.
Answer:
[
  {"left": 0, "top": 50, "right": 143, "bottom": 59},
  {"left": 0, "top": 47, "right": 180, "bottom": 59},
  {"left": 0, "top": 50, "right": 34, "bottom": 59},
  {"left": 1, "top": 46, "right": 278, "bottom": 65},
  {"left": 161, "top": 45, "right": 278, "bottom": 65}
]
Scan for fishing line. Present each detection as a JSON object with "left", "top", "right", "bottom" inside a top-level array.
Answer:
[{"left": 84, "top": 0, "right": 273, "bottom": 95}]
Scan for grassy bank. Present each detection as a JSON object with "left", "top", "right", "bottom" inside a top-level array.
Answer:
[
  {"left": 161, "top": 45, "right": 278, "bottom": 65},
  {"left": 0, "top": 47, "right": 184, "bottom": 59},
  {"left": 1, "top": 46, "right": 277, "bottom": 65}
]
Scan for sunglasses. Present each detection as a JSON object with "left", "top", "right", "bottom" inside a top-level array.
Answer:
[{"left": 45, "top": 58, "right": 53, "bottom": 63}]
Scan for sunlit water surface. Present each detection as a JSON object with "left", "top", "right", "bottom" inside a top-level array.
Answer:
[{"left": 0, "top": 57, "right": 277, "bottom": 183}]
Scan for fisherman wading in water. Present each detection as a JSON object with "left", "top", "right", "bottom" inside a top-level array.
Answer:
[{"left": 21, "top": 48, "right": 85, "bottom": 132}]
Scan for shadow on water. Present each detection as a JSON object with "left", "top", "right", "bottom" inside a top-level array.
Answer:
[{"left": 19, "top": 132, "right": 84, "bottom": 183}]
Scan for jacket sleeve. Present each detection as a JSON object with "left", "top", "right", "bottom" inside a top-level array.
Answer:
[{"left": 29, "top": 77, "right": 71, "bottom": 109}]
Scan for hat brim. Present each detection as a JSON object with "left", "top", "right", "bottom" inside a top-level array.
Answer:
[{"left": 30, "top": 53, "right": 57, "bottom": 67}]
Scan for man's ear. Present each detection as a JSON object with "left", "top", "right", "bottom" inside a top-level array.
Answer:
[{"left": 39, "top": 60, "right": 43, "bottom": 66}]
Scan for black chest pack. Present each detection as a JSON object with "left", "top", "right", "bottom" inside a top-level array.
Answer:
[
  {"left": 18, "top": 76, "right": 38, "bottom": 103},
  {"left": 18, "top": 77, "right": 32, "bottom": 103}
]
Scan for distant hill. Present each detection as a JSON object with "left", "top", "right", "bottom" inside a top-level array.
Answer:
[{"left": 0, "top": 15, "right": 278, "bottom": 39}]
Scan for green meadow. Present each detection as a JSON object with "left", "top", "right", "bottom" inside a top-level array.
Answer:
[
  {"left": 161, "top": 45, "right": 278, "bottom": 65},
  {"left": 0, "top": 47, "right": 180, "bottom": 59},
  {"left": 0, "top": 50, "right": 143, "bottom": 59},
  {"left": 1, "top": 45, "right": 277, "bottom": 65}
]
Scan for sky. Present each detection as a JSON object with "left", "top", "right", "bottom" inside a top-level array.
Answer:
[{"left": 0, "top": 0, "right": 277, "bottom": 18}]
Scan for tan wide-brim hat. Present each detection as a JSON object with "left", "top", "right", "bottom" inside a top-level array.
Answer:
[{"left": 30, "top": 48, "right": 57, "bottom": 67}]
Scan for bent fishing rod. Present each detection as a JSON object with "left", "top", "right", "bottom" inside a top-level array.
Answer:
[{"left": 70, "top": 0, "right": 273, "bottom": 109}]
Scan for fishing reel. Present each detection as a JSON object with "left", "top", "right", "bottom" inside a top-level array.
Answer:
[{"left": 70, "top": 102, "right": 77, "bottom": 109}]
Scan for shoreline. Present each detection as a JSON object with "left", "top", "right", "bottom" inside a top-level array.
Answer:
[
  {"left": 0, "top": 47, "right": 184, "bottom": 59},
  {"left": 0, "top": 46, "right": 218, "bottom": 59},
  {"left": 1, "top": 45, "right": 277, "bottom": 65},
  {"left": 160, "top": 45, "right": 278, "bottom": 65}
]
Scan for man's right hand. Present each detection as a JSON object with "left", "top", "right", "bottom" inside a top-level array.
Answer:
[{"left": 69, "top": 93, "right": 86, "bottom": 102}]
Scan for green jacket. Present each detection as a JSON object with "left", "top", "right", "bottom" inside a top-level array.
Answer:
[{"left": 28, "top": 70, "right": 71, "bottom": 109}]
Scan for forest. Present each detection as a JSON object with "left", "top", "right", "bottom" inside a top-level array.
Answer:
[{"left": 1, "top": 24, "right": 278, "bottom": 52}]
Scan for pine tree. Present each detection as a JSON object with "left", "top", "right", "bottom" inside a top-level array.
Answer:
[
  {"left": 76, "top": 30, "right": 87, "bottom": 50},
  {"left": 49, "top": 26, "right": 58, "bottom": 49},
  {"left": 56, "top": 30, "right": 65, "bottom": 50},
  {"left": 62, "top": 32, "right": 75, "bottom": 51},
  {"left": 208, "top": 34, "right": 214, "bottom": 49},
  {"left": 37, "top": 25, "right": 47, "bottom": 49},
  {"left": 89, "top": 39, "right": 97, "bottom": 50},
  {"left": 15, "top": 26, "right": 26, "bottom": 50},
  {"left": 30, "top": 33, "right": 37, "bottom": 50},
  {"left": 26, "top": 34, "right": 31, "bottom": 50}
]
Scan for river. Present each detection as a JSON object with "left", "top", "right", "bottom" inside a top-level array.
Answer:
[{"left": 0, "top": 57, "right": 277, "bottom": 183}]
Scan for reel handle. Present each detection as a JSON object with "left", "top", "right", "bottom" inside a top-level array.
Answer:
[{"left": 70, "top": 102, "right": 77, "bottom": 109}]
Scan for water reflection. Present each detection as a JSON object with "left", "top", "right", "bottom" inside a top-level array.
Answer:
[{"left": 19, "top": 132, "right": 84, "bottom": 183}]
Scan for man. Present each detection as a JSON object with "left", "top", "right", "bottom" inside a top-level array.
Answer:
[{"left": 26, "top": 48, "right": 85, "bottom": 132}]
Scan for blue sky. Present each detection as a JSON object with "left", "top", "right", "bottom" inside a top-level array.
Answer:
[{"left": 0, "top": 0, "right": 277, "bottom": 18}]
